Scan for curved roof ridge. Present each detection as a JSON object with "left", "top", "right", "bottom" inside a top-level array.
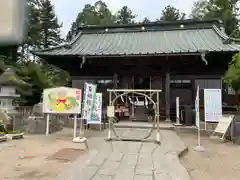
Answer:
[
  {"left": 79, "top": 19, "right": 221, "bottom": 30},
  {"left": 32, "top": 42, "right": 69, "bottom": 53},
  {"left": 212, "top": 24, "right": 240, "bottom": 43},
  {"left": 32, "top": 32, "right": 83, "bottom": 53},
  {"left": 212, "top": 24, "right": 229, "bottom": 40}
]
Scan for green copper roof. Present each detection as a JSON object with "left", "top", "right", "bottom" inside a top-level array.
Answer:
[{"left": 32, "top": 19, "right": 240, "bottom": 57}]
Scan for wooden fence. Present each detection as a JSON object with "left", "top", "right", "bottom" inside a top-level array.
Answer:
[{"left": 14, "top": 106, "right": 75, "bottom": 128}]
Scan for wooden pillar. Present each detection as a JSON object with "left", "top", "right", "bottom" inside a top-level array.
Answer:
[
  {"left": 113, "top": 73, "right": 118, "bottom": 89},
  {"left": 165, "top": 72, "right": 171, "bottom": 122}
]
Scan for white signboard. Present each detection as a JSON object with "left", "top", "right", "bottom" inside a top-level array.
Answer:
[
  {"left": 82, "top": 83, "right": 97, "bottom": 120},
  {"left": 204, "top": 89, "right": 222, "bottom": 122},
  {"left": 43, "top": 87, "right": 81, "bottom": 114}
]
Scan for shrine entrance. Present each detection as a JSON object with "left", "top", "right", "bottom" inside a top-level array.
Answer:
[{"left": 106, "top": 89, "right": 162, "bottom": 144}]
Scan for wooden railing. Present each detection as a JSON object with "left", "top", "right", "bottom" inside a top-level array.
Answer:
[
  {"left": 15, "top": 106, "right": 33, "bottom": 117},
  {"left": 14, "top": 106, "right": 76, "bottom": 128}
]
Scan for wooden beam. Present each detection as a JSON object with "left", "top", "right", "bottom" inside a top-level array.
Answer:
[{"left": 165, "top": 72, "right": 171, "bottom": 122}]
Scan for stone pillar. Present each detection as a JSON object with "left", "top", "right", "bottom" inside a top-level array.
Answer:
[{"left": 165, "top": 72, "right": 171, "bottom": 122}]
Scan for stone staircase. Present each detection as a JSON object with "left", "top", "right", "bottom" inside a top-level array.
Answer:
[
  {"left": 132, "top": 107, "right": 178, "bottom": 122},
  {"left": 132, "top": 106, "right": 149, "bottom": 122}
]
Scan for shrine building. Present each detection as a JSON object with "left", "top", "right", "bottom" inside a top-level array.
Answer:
[{"left": 33, "top": 19, "right": 240, "bottom": 124}]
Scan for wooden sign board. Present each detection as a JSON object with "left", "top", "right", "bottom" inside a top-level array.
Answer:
[{"left": 212, "top": 115, "right": 234, "bottom": 139}]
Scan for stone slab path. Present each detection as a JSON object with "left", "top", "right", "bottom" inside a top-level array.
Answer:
[{"left": 59, "top": 129, "right": 191, "bottom": 180}]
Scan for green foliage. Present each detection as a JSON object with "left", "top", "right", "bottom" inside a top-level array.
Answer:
[
  {"left": 224, "top": 52, "right": 240, "bottom": 93},
  {"left": 0, "top": 55, "right": 69, "bottom": 105},
  {"left": 115, "top": 6, "right": 136, "bottom": 24},
  {"left": 67, "top": 1, "right": 115, "bottom": 41},
  {"left": 66, "top": 2, "right": 189, "bottom": 41},
  {"left": 158, "top": 5, "right": 186, "bottom": 21},
  {"left": 27, "top": 0, "right": 42, "bottom": 47},
  {"left": 142, "top": 17, "right": 151, "bottom": 23},
  {"left": 190, "top": 0, "right": 240, "bottom": 37},
  {"left": 17, "top": 61, "right": 69, "bottom": 105},
  {"left": 76, "top": 1, "right": 115, "bottom": 26}
]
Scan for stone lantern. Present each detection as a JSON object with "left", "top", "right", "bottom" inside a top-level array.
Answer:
[{"left": 0, "top": 68, "right": 31, "bottom": 131}]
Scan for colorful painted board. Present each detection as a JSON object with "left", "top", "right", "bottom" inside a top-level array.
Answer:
[
  {"left": 82, "top": 83, "right": 97, "bottom": 120},
  {"left": 43, "top": 87, "right": 81, "bottom": 114},
  {"left": 87, "top": 93, "right": 102, "bottom": 124}
]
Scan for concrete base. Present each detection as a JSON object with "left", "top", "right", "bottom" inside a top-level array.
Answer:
[
  {"left": 174, "top": 123, "right": 182, "bottom": 126},
  {"left": 194, "top": 145, "right": 205, "bottom": 152},
  {"left": 165, "top": 119, "right": 172, "bottom": 123},
  {"left": 73, "top": 137, "right": 88, "bottom": 148},
  {"left": 10, "top": 133, "right": 24, "bottom": 140},
  {"left": 0, "top": 134, "right": 7, "bottom": 142}
]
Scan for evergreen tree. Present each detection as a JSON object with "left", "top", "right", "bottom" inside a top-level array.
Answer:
[
  {"left": 66, "top": 22, "right": 79, "bottom": 42},
  {"left": 39, "top": 0, "right": 63, "bottom": 48},
  {"left": 75, "top": 1, "right": 114, "bottom": 26},
  {"left": 95, "top": 1, "right": 115, "bottom": 25},
  {"left": 115, "top": 6, "right": 136, "bottom": 24},
  {"left": 27, "top": 0, "right": 42, "bottom": 48},
  {"left": 158, "top": 5, "right": 185, "bottom": 21},
  {"left": 142, "top": 17, "right": 151, "bottom": 23},
  {"left": 67, "top": 1, "right": 115, "bottom": 41}
]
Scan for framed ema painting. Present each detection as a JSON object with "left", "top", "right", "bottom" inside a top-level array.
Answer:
[{"left": 43, "top": 87, "right": 81, "bottom": 114}]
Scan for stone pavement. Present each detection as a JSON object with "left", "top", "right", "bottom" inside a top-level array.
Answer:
[{"left": 58, "top": 128, "right": 191, "bottom": 180}]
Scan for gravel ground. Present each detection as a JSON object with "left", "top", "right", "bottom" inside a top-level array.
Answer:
[
  {"left": 179, "top": 133, "right": 240, "bottom": 180},
  {"left": 0, "top": 128, "right": 94, "bottom": 180}
]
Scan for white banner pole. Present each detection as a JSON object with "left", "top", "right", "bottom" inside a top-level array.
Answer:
[
  {"left": 73, "top": 114, "right": 77, "bottom": 138},
  {"left": 80, "top": 117, "right": 84, "bottom": 136},
  {"left": 195, "top": 85, "right": 204, "bottom": 152},
  {"left": 46, "top": 114, "right": 50, "bottom": 136},
  {"left": 174, "top": 97, "right": 182, "bottom": 126}
]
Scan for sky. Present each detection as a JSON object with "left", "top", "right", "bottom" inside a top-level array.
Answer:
[{"left": 50, "top": 0, "right": 196, "bottom": 37}]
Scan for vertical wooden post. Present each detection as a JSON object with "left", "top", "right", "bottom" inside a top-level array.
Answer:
[
  {"left": 113, "top": 73, "right": 118, "bottom": 89},
  {"left": 165, "top": 72, "right": 171, "bottom": 122}
]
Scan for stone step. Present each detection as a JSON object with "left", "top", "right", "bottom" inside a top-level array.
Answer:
[
  {"left": 114, "top": 122, "right": 174, "bottom": 130},
  {"left": 131, "top": 115, "right": 149, "bottom": 122}
]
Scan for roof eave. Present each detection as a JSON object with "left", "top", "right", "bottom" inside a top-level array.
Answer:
[{"left": 35, "top": 50, "right": 238, "bottom": 59}]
